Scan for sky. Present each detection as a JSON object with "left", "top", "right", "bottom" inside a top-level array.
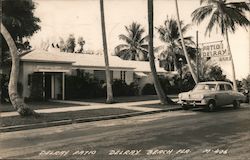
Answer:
[{"left": 30, "top": 0, "right": 250, "bottom": 80}]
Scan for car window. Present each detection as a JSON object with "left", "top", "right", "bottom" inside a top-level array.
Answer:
[
  {"left": 193, "top": 84, "right": 216, "bottom": 91},
  {"left": 225, "top": 84, "right": 233, "bottom": 91},
  {"left": 218, "top": 84, "right": 226, "bottom": 91}
]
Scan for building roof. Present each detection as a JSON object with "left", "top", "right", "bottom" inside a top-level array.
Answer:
[{"left": 20, "top": 50, "right": 168, "bottom": 73}]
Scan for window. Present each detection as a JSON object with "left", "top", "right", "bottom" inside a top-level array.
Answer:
[
  {"left": 225, "top": 84, "right": 233, "bottom": 91},
  {"left": 120, "top": 71, "right": 126, "bottom": 81},
  {"left": 218, "top": 84, "right": 226, "bottom": 91}
]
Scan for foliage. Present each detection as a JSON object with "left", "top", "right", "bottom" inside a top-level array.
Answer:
[
  {"left": 76, "top": 37, "right": 85, "bottom": 53},
  {"left": 112, "top": 80, "right": 139, "bottom": 96},
  {"left": 114, "top": 22, "right": 149, "bottom": 61},
  {"left": 141, "top": 76, "right": 181, "bottom": 95},
  {"left": 0, "top": 74, "right": 10, "bottom": 103},
  {"left": 2, "top": 0, "right": 41, "bottom": 40},
  {"left": 65, "top": 74, "right": 139, "bottom": 99},
  {"left": 156, "top": 17, "right": 196, "bottom": 70},
  {"left": 181, "top": 72, "right": 196, "bottom": 92},
  {"left": 1, "top": 0, "right": 41, "bottom": 63},
  {"left": 65, "top": 34, "right": 76, "bottom": 53},
  {"left": 141, "top": 83, "right": 156, "bottom": 95},
  {"left": 192, "top": 0, "right": 250, "bottom": 36},
  {"left": 241, "top": 75, "right": 250, "bottom": 91},
  {"left": 0, "top": 74, "right": 23, "bottom": 103},
  {"left": 59, "top": 37, "right": 66, "bottom": 52},
  {"left": 65, "top": 73, "right": 104, "bottom": 99}
]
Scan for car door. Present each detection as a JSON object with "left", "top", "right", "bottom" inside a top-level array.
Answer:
[
  {"left": 225, "top": 84, "right": 234, "bottom": 104},
  {"left": 215, "top": 84, "right": 228, "bottom": 106}
]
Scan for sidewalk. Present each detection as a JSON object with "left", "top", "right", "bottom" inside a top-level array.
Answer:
[{"left": 0, "top": 96, "right": 181, "bottom": 132}]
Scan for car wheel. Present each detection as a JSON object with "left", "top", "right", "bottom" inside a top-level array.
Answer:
[
  {"left": 182, "top": 105, "right": 189, "bottom": 110},
  {"left": 233, "top": 100, "right": 240, "bottom": 109},
  {"left": 207, "top": 101, "right": 216, "bottom": 112}
]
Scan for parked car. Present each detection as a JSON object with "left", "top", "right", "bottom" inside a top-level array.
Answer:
[
  {"left": 178, "top": 81, "right": 245, "bottom": 111},
  {"left": 240, "top": 89, "right": 249, "bottom": 103}
]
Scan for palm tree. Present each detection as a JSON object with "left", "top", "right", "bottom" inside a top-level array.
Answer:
[
  {"left": 156, "top": 17, "right": 195, "bottom": 71},
  {"left": 1, "top": 23, "right": 37, "bottom": 116},
  {"left": 192, "top": 0, "right": 250, "bottom": 91},
  {"left": 148, "top": 0, "right": 174, "bottom": 104},
  {"left": 100, "top": 0, "right": 114, "bottom": 103},
  {"left": 174, "top": 0, "right": 198, "bottom": 84},
  {"left": 114, "top": 22, "right": 149, "bottom": 61}
]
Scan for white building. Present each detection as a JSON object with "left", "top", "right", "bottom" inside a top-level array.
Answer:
[{"left": 19, "top": 50, "right": 177, "bottom": 100}]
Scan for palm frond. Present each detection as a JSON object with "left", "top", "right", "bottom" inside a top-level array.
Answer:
[
  {"left": 118, "top": 34, "right": 133, "bottom": 44},
  {"left": 227, "top": 2, "right": 250, "bottom": 12},
  {"left": 205, "top": 9, "right": 220, "bottom": 35},
  {"left": 114, "top": 44, "right": 129, "bottom": 54},
  {"left": 192, "top": 5, "right": 214, "bottom": 24}
]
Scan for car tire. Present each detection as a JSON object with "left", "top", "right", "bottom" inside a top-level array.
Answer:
[
  {"left": 182, "top": 105, "right": 189, "bottom": 110},
  {"left": 233, "top": 100, "right": 240, "bottom": 109},
  {"left": 207, "top": 101, "right": 216, "bottom": 112}
]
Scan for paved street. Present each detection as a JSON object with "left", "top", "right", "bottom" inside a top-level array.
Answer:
[{"left": 1, "top": 104, "right": 250, "bottom": 160}]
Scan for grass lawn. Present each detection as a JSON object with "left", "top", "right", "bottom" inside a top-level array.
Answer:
[
  {"left": 0, "top": 101, "right": 85, "bottom": 112},
  {"left": 0, "top": 108, "right": 136, "bottom": 127}
]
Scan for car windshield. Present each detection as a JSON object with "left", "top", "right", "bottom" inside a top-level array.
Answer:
[{"left": 193, "top": 84, "right": 216, "bottom": 91}]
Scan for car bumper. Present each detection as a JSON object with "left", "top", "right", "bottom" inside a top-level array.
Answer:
[{"left": 178, "top": 99, "right": 207, "bottom": 107}]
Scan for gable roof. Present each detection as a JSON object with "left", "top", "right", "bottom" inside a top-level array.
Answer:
[{"left": 20, "top": 50, "right": 168, "bottom": 73}]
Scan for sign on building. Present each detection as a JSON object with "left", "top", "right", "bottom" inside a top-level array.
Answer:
[{"left": 199, "top": 41, "right": 231, "bottom": 61}]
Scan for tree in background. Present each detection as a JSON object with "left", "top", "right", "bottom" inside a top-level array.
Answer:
[
  {"left": 77, "top": 37, "right": 85, "bottom": 53},
  {"left": 156, "top": 17, "right": 196, "bottom": 72},
  {"left": 114, "top": 22, "right": 149, "bottom": 61},
  {"left": 65, "top": 34, "right": 76, "bottom": 53},
  {"left": 241, "top": 75, "right": 250, "bottom": 91},
  {"left": 192, "top": 0, "right": 250, "bottom": 91},
  {"left": 59, "top": 37, "right": 66, "bottom": 52},
  {"left": 181, "top": 59, "right": 228, "bottom": 91}
]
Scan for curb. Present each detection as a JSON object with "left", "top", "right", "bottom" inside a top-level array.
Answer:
[{"left": 0, "top": 107, "right": 182, "bottom": 133}]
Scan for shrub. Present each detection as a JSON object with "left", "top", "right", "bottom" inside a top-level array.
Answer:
[
  {"left": 142, "top": 83, "right": 156, "bottom": 95},
  {"left": 112, "top": 79, "right": 139, "bottom": 97},
  {"left": 0, "top": 74, "right": 10, "bottom": 103},
  {"left": 65, "top": 73, "right": 105, "bottom": 99}
]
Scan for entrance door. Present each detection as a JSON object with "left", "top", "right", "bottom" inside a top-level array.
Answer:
[
  {"left": 30, "top": 72, "right": 43, "bottom": 100},
  {"left": 45, "top": 74, "right": 52, "bottom": 99}
]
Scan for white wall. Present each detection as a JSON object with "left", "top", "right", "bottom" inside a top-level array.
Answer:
[
  {"left": 125, "top": 71, "right": 134, "bottom": 85},
  {"left": 20, "top": 62, "right": 71, "bottom": 98}
]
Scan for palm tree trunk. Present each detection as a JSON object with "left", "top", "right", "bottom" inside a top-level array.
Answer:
[
  {"left": 1, "top": 23, "right": 38, "bottom": 117},
  {"left": 225, "top": 29, "right": 237, "bottom": 91},
  {"left": 174, "top": 0, "right": 198, "bottom": 84},
  {"left": 148, "top": 0, "right": 174, "bottom": 105},
  {"left": 100, "top": 0, "right": 114, "bottom": 103}
]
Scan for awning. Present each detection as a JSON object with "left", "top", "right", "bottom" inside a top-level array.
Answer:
[
  {"left": 37, "top": 69, "right": 71, "bottom": 73},
  {"left": 135, "top": 72, "right": 148, "bottom": 77}
]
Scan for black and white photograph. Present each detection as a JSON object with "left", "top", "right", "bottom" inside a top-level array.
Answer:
[{"left": 0, "top": 0, "right": 250, "bottom": 159}]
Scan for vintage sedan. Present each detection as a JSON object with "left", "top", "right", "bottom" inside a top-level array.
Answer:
[{"left": 178, "top": 81, "right": 245, "bottom": 111}]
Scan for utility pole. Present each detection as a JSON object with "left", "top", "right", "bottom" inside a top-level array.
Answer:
[{"left": 196, "top": 31, "right": 199, "bottom": 82}]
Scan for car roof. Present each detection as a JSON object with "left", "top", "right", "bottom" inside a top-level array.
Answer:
[{"left": 198, "top": 81, "right": 232, "bottom": 85}]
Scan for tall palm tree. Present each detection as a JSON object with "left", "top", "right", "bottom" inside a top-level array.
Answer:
[
  {"left": 114, "top": 22, "right": 149, "bottom": 61},
  {"left": 192, "top": 0, "right": 250, "bottom": 91},
  {"left": 100, "top": 0, "right": 114, "bottom": 103},
  {"left": 148, "top": 0, "right": 174, "bottom": 104},
  {"left": 156, "top": 17, "right": 195, "bottom": 71},
  {"left": 1, "top": 23, "right": 37, "bottom": 116},
  {"left": 174, "top": 0, "right": 198, "bottom": 84}
]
